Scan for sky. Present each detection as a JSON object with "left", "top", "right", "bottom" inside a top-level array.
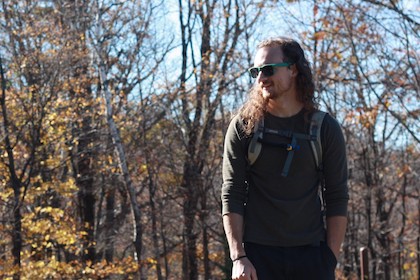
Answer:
[{"left": 157, "top": 0, "right": 419, "bottom": 147}]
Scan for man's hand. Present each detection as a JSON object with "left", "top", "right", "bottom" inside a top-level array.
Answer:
[
  {"left": 232, "top": 257, "right": 258, "bottom": 280},
  {"left": 223, "top": 213, "right": 257, "bottom": 279}
]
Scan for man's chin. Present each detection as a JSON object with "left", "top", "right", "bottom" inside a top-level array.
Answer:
[{"left": 262, "top": 88, "right": 274, "bottom": 99}]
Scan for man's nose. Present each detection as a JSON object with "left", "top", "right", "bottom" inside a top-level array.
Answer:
[{"left": 257, "top": 71, "right": 269, "bottom": 82}]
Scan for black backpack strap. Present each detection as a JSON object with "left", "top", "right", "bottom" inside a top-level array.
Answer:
[
  {"left": 309, "top": 111, "right": 326, "bottom": 170},
  {"left": 281, "top": 134, "right": 297, "bottom": 177},
  {"left": 248, "top": 119, "right": 264, "bottom": 165},
  {"left": 309, "top": 111, "right": 327, "bottom": 218},
  {"left": 247, "top": 112, "right": 326, "bottom": 179}
]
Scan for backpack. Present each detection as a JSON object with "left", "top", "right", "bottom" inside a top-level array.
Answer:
[{"left": 247, "top": 111, "right": 327, "bottom": 211}]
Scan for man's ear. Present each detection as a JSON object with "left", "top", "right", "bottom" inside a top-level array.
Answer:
[{"left": 289, "top": 64, "right": 298, "bottom": 77}]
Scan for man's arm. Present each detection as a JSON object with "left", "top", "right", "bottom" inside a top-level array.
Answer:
[
  {"left": 322, "top": 116, "right": 349, "bottom": 260},
  {"left": 223, "top": 213, "right": 258, "bottom": 280},
  {"left": 223, "top": 213, "right": 246, "bottom": 260},
  {"left": 326, "top": 215, "right": 347, "bottom": 259}
]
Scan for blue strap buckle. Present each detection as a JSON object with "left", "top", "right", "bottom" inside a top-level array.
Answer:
[{"left": 286, "top": 144, "right": 300, "bottom": 151}]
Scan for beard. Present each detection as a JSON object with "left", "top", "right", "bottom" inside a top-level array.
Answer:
[
  {"left": 262, "top": 87, "right": 273, "bottom": 99},
  {"left": 260, "top": 80, "right": 294, "bottom": 101},
  {"left": 261, "top": 85, "right": 280, "bottom": 100}
]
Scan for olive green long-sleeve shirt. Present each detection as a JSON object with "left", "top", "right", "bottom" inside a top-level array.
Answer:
[{"left": 221, "top": 109, "right": 349, "bottom": 247}]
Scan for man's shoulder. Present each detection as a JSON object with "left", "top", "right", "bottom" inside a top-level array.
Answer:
[
  {"left": 318, "top": 112, "right": 346, "bottom": 147},
  {"left": 318, "top": 112, "right": 342, "bottom": 131},
  {"left": 226, "top": 114, "right": 248, "bottom": 139}
]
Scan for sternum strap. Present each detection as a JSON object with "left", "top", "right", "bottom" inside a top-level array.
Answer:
[{"left": 281, "top": 134, "right": 297, "bottom": 177}]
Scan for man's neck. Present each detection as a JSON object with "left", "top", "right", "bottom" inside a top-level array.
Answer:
[{"left": 267, "top": 97, "right": 304, "bottom": 118}]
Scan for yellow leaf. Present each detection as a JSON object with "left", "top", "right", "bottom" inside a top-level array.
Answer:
[{"left": 313, "top": 31, "right": 326, "bottom": 41}]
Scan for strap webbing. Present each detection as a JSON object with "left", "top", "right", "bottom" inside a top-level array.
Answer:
[
  {"left": 309, "top": 111, "right": 326, "bottom": 169},
  {"left": 281, "top": 134, "right": 297, "bottom": 177},
  {"left": 248, "top": 121, "right": 263, "bottom": 165},
  {"left": 247, "top": 111, "right": 326, "bottom": 176}
]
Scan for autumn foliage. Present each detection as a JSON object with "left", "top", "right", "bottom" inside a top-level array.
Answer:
[{"left": 0, "top": 0, "right": 418, "bottom": 279}]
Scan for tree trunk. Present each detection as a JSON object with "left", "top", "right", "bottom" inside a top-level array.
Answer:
[
  {"left": 104, "top": 185, "right": 116, "bottom": 262},
  {"left": 76, "top": 119, "right": 96, "bottom": 263},
  {"left": 181, "top": 164, "right": 199, "bottom": 280},
  {"left": 200, "top": 195, "right": 210, "bottom": 280},
  {"left": 12, "top": 189, "right": 22, "bottom": 280},
  {"left": 1, "top": 56, "right": 22, "bottom": 279},
  {"left": 147, "top": 169, "right": 163, "bottom": 280},
  {"left": 98, "top": 61, "right": 143, "bottom": 274}
]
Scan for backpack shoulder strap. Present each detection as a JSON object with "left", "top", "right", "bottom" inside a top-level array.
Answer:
[
  {"left": 309, "top": 111, "right": 328, "bottom": 223},
  {"left": 248, "top": 119, "right": 264, "bottom": 165},
  {"left": 247, "top": 111, "right": 327, "bottom": 169},
  {"left": 309, "top": 111, "right": 327, "bottom": 170}
]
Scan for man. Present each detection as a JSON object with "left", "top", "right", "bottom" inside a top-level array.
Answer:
[{"left": 221, "top": 37, "right": 349, "bottom": 280}]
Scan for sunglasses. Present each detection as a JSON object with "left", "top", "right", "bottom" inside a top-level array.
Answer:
[{"left": 248, "top": 62, "right": 293, "bottom": 78}]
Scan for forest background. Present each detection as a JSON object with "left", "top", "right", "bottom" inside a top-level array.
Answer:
[{"left": 0, "top": 0, "right": 418, "bottom": 279}]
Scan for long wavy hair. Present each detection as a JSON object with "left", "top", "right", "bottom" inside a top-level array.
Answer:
[{"left": 239, "top": 37, "right": 317, "bottom": 135}]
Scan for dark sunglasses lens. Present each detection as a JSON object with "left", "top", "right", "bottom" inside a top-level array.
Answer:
[
  {"left": 261, "top": 65, "right": 274, "bottom": 77},
  {"left": 249, "top": 68, "right": 259, "bottom": 78}
]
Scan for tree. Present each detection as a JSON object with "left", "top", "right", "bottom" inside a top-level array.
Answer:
[
  {"left": 0, "top": 0, "right": 168, "bottom": 278},
  {"left": 282, "top": 0, "right": 419, "bottom": 278},
  {"left": 85, "top": 0, "right": 174, "bottom": 277},
  {"left": 0, "top": 0, "right": 418, "bottom": 279},
  {"left": 176, "top": 0, "right": 265, "bottom": 278}
]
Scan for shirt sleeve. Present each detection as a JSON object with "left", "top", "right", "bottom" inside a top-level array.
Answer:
[
  {"left": 322, "top": 114, "right": 349, "bottom": 217},
  {"left": 221, "top": 115, "right": 249, "bottom": 216}
]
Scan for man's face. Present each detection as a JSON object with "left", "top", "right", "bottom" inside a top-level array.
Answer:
[{"left": 253, "top": 47, "right": 296, "bottom": 100}]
